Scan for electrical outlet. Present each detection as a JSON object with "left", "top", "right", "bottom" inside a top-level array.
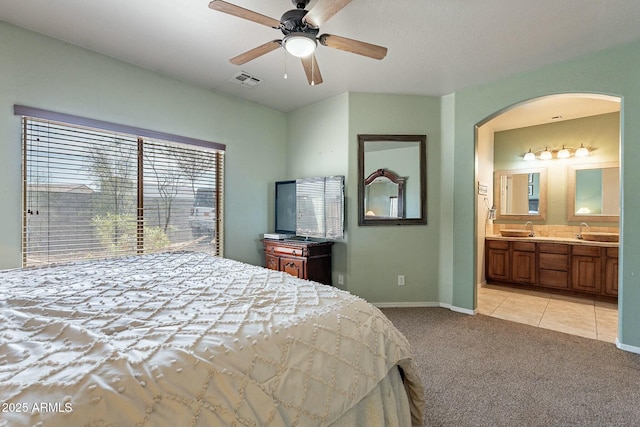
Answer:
[
  {"left": 398, "top": 275, "right": 405, "bottom": 286},
  {"left": 338, "top": 275, "right": 344, "bottom": 285}
]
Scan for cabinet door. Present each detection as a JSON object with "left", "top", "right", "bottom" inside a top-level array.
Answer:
[
  {"left": 511, "top": 250, "right": 536, "bottom": 284},
  {"left": 571, "top": 256, "right": 602, "bottom": 293},
  {"left": 604, "top": 257, "right": 619, "bottom": 296},
  {"left": 487, "top": 247, "right": 509, "bottom": 282},
  {"left": 280, "top": 257, "right": 306, "bottom": 279}
]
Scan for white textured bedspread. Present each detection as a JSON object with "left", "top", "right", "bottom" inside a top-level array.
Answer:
[{"left": 0, "top": 252, "right": 424, "bottom": 427}]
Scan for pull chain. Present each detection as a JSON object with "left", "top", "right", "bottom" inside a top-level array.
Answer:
[{"left": 283, "top": 49, "right": 288, "bottom": 79}]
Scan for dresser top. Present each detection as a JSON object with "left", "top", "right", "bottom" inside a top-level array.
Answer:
[{"left": 262, "top": 238, "right": 334, "bottom": 248}]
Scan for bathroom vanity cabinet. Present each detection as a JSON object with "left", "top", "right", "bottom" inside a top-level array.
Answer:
[
  {"left": 510, "top": 241, "right": 537, "bottom": 285},
  {"left": 538, "top": 243, "right": 570, "bottom": 290},
  {"left": 486, "top": 238, "right": 618, "bottom": 300}
]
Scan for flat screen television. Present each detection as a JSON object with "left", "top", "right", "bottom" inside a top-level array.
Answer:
[{"left": 275, "top": 180, "right": 297, "bottom": 235}]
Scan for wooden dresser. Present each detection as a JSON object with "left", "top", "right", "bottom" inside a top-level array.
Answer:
[{"left": 262, "top": 239, "right": 334, "bottom": 285}]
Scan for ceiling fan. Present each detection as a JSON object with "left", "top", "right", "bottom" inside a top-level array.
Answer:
[{"left": 209, "top": 0, "right": 388, "bottom": 85}]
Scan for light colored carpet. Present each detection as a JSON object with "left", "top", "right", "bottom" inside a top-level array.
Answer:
[{"left": 380, "top": 307, "right": 640, "bottom": 427}]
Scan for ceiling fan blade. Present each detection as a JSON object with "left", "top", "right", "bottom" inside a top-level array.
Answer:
[
  {"left": 209, "top": 0, "right": 281, "bottom": 28},
  {"left": 319, "top": 34, "right": 387, "bottom": 60},
  {"left": 230, "top": 40, "right": 281, "bottom": 65},
  {"left": 301, "top": 55, "right": 323, "bottom": 85},
  {"left": 304, "top": 0, "right": 352, "bottom": 27}
]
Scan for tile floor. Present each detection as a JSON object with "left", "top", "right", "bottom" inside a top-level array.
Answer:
[{"left": 478, "top": 284, "right": 618, "bottom": 343}]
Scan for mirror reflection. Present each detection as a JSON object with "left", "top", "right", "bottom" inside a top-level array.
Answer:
[
  {"left": 494, "top": 168, "right": 547, "bottom": 220},
  {"left": 358, "top": 134, "right": 426, "bottom": 225},
  {"left": 568, "top": 162, "right": 619, "bottom": 222},
  {"left": 364, "top": 168, "right": 406, "bottom": 218}
]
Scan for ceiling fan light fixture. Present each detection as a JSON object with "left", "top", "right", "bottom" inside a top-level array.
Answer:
[{"left": 283, "top": 32, "right": 317, "bottom": 58}]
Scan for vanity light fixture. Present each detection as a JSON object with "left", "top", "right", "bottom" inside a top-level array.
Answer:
[
  {"left": 539, "top": 147, "right": 553, "bottom": 160},
  {"left": 557, "top": 145, "right": 571, "bottom": 159},
  {"left": 524, "top": 144, "right": 593, "bottom": 161},
  {"left": 524, "top": 148, "right": 536, "bottom": 161},
  {"left": 575, "top": 143, "right": 590, "bottom": 157}
]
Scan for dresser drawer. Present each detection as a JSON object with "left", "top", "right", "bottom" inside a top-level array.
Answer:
[
  {"left": 572, "top": 245, "right": 602, "bottom": 257},
  {"left": 487, "top": 240, "right": 509, "bottom": 250},
  {"left": 265, "top": 253, "right": 279, "bottom": 270},
  {"left": 512, "top": 241, "right": 536, "bottom": 252},
  {"left": 539, "top": 269, "right": 569, "bottom": 289},
  {"left": 539, "top": 243, "right": 569, "bottom": 254},
  {"left": 267, "top": 244, "right": 306, "bottom": 257},
  {"left": 280, "top": 257, "right": 306, "bottom": 279},
  {"left": 539, "top": 253, "right": 569, "bottom": 271}
]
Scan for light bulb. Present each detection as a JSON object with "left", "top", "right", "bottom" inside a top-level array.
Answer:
[
  {"left": 283, "top": 33, "right": 317, "bottom": 58},
  {"left": 575, "top": 143, "right": 590, "bottom": 157},
  {"left": 540, "top": 147, "right": 553, "bottom": 160},
  {"left": 524, "top": 148, "right": 535, "bottom": 161},
  {"left": 557, "top": 145, "right": 571, "bottom": 159}
]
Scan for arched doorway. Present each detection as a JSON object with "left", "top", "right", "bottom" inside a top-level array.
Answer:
[{"left": 475, "top": 93, "right": 622, "bottom": 341}]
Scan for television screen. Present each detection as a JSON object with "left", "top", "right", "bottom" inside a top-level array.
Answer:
[{"left": 275, "top": 180, "right": 297, "bottom": 234}]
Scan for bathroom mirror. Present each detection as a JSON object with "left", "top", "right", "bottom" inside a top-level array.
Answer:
[
  {"left": 567, "top": 162, "right": 619, "bottom": 222},
  {"left": 494, "top": 168, "right": 547, "bottom": 220},
  {"left": 358, "top": 134, "right": 426, "bottom": 225}
]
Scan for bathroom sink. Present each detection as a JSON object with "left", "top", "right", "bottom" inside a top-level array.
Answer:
[
  {"left": 499, "top": 229, "right": 531, "bottom": 237},
  {"left": 580, "top": 232, "right": 619, "bottom": 242}
]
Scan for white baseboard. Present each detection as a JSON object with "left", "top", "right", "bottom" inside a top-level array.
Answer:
[
  {"left": 373, "top": 301, "right": 477, "bottom": 315},
  {"left": 616, "top": 338, "right": 640, "bottom": 354},
  {"left": 373, "top": 301, "right": 439, "bottom": 308},
  {"left": 441, "top": 303, "right": 477, "bottom": 315}
]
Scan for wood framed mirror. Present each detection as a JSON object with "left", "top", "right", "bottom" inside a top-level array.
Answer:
[
  {"left": 567, "top": 161, "right": 619, "bottom": 222},
  {"left": 358, "top": 134, "right": 427, "bottom": 226},
  {"left": 494, "top": 167, "right": 547, "bottom": 221}
]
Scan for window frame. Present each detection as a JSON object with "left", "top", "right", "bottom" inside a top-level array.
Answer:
[{"left": 16, "top": 105, "right": 225, "bottom": 266}]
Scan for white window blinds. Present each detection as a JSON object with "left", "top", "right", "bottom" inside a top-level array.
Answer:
[
  {"left": 20, "top": 108, "right": 224, "bottom": 267},
  {"left": 295, "top": 176, "right": 344, "bottom": 239}
]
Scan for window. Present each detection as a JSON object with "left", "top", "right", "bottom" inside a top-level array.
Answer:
[{"left": 17, "top": 106, "right": 225, "bottom": 267}]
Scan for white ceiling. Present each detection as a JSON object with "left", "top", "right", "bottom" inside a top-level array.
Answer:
[{"left": 1, "top": 0, "right": 639, "bottom": 120}]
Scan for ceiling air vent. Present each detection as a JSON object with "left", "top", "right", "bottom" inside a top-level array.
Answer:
[{"left": 230, "top": 71, "right": 262, "bottom": 88}]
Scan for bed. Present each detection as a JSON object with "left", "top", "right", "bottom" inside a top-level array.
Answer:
[{"left": 0, "top": 252, "right": 425, "bottom": 427}]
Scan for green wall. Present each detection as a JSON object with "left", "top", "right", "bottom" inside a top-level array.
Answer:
[
  {"left": 286, "top": 93, "right": 448, "bottom": 307},
  {"left": 452, "top": 40, "right": 640, "bottom": 350},
  {"left": 4, "top": 20, "right": 640, "bottom": 351},
  {"left": 0, "top": 22, "right": 287, "bottom": 267},
  {"left": 346, "top": 93, "right": 442, "bottom": 303},
  {"left": 494, "top": 112, "right": 620, "bottom": 225},
  {"left": 286, "top": 94, "right": 350, "bottom": 287}
]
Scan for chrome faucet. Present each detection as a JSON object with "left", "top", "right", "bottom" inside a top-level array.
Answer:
[
  {"left": 577, "top": 222, "right": 589, "bottom": 239},
  {"left": 525, "top": 221, "right": 534, "bottom": 237}
]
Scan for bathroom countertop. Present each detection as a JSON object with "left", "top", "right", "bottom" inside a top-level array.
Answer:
[{"left": 485, "top": 235, "right": 618, "bottom": 247}]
